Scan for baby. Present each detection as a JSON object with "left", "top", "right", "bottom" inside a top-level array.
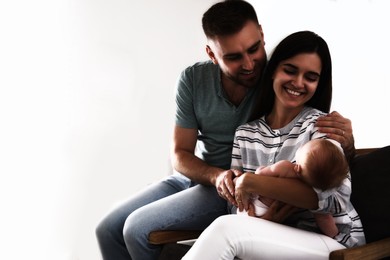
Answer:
[{"left": 238, "top": 139, "right": 349, "bottom": 238}]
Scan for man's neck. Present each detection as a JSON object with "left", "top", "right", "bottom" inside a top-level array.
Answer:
[{"left": 221, "top": 76, "right": 249, "bottom": 107}]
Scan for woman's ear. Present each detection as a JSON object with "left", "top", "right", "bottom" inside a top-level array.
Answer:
[{"left": 206, "top": 45, "right": 218, "bottom": 65}]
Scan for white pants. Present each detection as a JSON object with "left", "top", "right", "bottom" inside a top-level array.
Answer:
[{"left": 182, "top": 215, "right": 345, "bottom": 260}]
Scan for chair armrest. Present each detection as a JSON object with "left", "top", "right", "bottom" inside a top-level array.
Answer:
[
  {"left": 355, "top": 148, "right": 378, "bottom": 156},
  {"left": 149, "top": 230, "right": 203, "bottom": 245},
  {"left": 329, "top": 237, "right": 390, "bottom": 260}
]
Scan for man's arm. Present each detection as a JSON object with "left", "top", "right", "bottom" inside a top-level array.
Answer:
[
  {"left": 171, "top": 126, "right": 237, "bottom": 204},
  {"left": 315, "top": 111, "right": 355, "bottom": 163}
]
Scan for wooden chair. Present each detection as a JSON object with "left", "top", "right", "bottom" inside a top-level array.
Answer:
[
  {"left": 149, "top": 147, "right": 390, "bottom": 259},
  {"left": 329, "top": 237, "right": 390, "bottom": 260}
]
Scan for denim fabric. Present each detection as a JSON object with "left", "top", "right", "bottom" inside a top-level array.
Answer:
[{"left": 96, "top": 173, "right": 228, "bottom": 260}]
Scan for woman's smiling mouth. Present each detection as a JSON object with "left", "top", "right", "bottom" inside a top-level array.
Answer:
[{"left": 285, "top": 87, "right": 303, "bottom": 96}]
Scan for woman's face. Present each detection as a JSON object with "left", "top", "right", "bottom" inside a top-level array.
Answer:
[{"left": 272, "top": 53, "right": 322, "bottom": 111}]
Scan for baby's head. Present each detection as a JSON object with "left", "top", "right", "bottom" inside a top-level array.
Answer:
[{"left": 295, "top": 139, "right": 348, "bottom": 190}]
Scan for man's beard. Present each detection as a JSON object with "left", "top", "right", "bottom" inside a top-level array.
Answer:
[
  {"left": 226, "top": 59, "right": 265, "bottom": 88},
  {"left": 226, "top": 69, "right": 262, "bottom": 89}
]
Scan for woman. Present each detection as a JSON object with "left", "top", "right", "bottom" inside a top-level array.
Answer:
[{"left": 182, "top": 31, "right": 365, "bottom": 260}]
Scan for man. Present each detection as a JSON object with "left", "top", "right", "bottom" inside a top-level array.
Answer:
[{"left": 96, "top": 1, "right": 355, "bottom": 259}]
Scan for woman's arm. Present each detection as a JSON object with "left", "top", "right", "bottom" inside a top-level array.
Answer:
[{"left": 234, "top": 173, "right": 318, "bottom": 212}]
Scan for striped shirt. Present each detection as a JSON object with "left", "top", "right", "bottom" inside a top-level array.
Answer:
[{"left": 231, "top": 106, "right": 366, "bottom": 248}]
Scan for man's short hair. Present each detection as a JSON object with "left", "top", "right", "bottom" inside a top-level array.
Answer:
[{"left": 202, "top": 0, "right": 259, "bottom": 39}]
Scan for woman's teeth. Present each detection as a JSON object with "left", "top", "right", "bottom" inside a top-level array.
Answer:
[{"left": 286, "top": 88, "right": 301, "bottom": 96}]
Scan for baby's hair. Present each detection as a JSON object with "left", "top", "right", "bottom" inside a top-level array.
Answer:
[{"left": 304, "top": 139, "right": 349, "bottom": 190}]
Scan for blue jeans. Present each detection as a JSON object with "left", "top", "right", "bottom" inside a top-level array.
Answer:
[{"left": 95, "top": 172, "right": 229, "bottom": 260}]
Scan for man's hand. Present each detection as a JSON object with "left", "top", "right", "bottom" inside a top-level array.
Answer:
[
  {"left": 315, "top": 111, "right": 356, "bottom": 162},
  {"left": 215, "top": 169, "right": 241, "bottom": 206}
]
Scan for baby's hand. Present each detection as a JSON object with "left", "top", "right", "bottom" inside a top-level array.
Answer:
[
  {"left": 254, "top": 166, "right": 266, "bottom": 175},
  {"left": 247, "top": 203, "right": 256, "bottom": 217}
]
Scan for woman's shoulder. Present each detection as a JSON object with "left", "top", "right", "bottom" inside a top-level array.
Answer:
[
  {"left": 286, "top": 107, "right": 327, "bottom": 132},
  {"left": 236, "top": 118, "right": 266, "bottom": 132},
  {"left": 299, "top": 107, "right": 327, "bottom": 121}
]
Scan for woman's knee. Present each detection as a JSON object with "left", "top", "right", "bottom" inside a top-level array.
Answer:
[{"left": 204, "top": 215, "right": 239, "bottom": 236}]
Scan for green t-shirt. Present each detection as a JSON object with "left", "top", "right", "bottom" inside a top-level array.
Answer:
[{"left": 175, "top": 60, "right": 259, "bottom": 170}]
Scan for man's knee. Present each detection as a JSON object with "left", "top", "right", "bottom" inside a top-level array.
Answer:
[
  {"left": 95, "top": 214, "right": 117, "bottom": 244},
  {"left": 123, "top": 210, "right": 150, "bottom": 246}
]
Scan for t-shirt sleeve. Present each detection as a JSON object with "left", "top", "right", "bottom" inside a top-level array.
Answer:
[{"left": 174, "top": 68, "right": 198, "bottom": 129}]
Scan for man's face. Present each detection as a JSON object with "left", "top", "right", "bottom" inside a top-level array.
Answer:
[{"left": 206, "top": 21, "right": 267, "bottom": 89}]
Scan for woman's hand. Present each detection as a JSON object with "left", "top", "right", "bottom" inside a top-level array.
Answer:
[
  {"left": 233, "top": 173, "right": 252, "bottom": 212},
  {"left": 315, "top": 111, "right": 356, "bottom": 162}
]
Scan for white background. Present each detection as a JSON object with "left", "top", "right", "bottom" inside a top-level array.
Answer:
[{"left": 0, "top": 0, "right": 388, "bottom": 259}]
